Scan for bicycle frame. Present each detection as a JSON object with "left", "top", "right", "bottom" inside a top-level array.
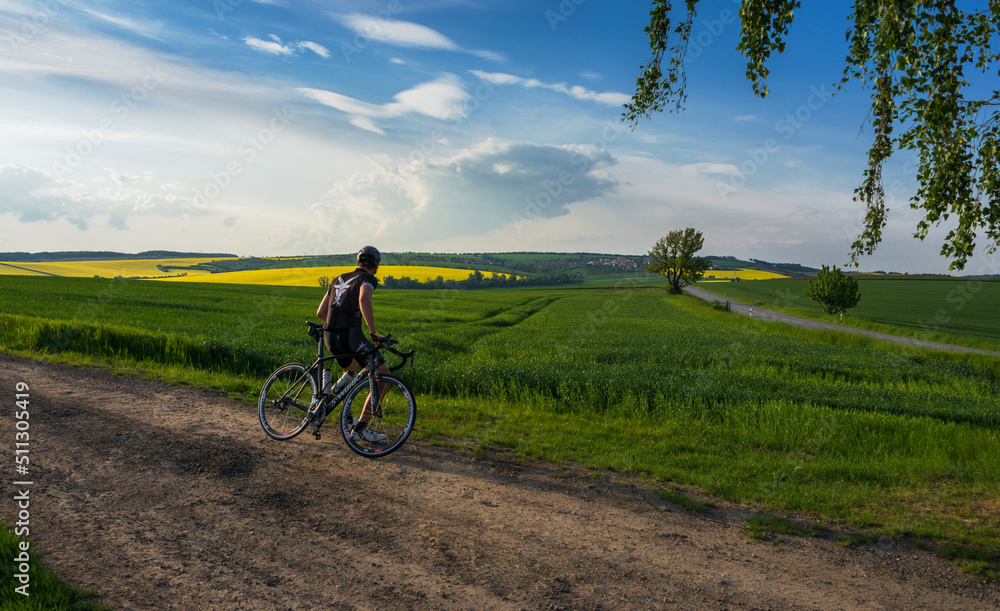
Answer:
[
  {"left": 258, "top": 321, "right": 416, "bottom": 455},
  {"left": 298, "top": 321, "right": 413, "bottom": 437}
]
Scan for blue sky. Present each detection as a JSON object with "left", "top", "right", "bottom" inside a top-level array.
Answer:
[{"left": 0, "top": 0, "right": 995, "bottom": 274}]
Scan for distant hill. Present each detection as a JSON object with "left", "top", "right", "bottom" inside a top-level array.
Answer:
[
  {"left": 705, "top": 255, "right": 819, "bottom": 277},
  {"left": 0, "top": 250, "right": 820, "bottom": 278},
  {"left": 0, "top": 250, "right": 237, "bottom": 262}
]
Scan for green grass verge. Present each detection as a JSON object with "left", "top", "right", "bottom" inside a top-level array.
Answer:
[
  {"left": 938, "top": 542, "right": 1000, "bottom": 580},
  {"left": 656, "top": 489, "right": 716, "bottom": 513},
  {"left": 0, "top": 527, "right": 111, "bottom": 610},
  {"left": 742, "top": 515, "right": 811, "bottom": 541}
]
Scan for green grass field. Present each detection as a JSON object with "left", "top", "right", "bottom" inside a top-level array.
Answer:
[
  {"left": 696, "top": 277, "right": 1000, "bottom": 349},
  {"left": 1, "top": 275, "right": 999, "bottom": 584}
]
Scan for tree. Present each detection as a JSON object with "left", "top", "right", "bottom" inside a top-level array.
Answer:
[
  {"left": 467, "top": 270, "right": 485, "bottom": 287},
  {"left": 645, "top": 227, "right": 711, "bottom": 294},
  {"left": 805, "top": 265, "right": 862, "bottom": 315},
  {"left": 625, "top": 1, "right": 1000, "bottom": 271}
]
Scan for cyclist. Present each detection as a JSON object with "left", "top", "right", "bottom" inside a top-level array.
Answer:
[{"left": 315, "top": 245, "right": 390, "bottom": 442}]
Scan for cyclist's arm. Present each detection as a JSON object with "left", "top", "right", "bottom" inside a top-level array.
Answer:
[
  {"left": 359, "top": 283, "right": 379, "bottom": 338},
  {"left": 316, "top": 290, "right": 330, "bottom": 322}
]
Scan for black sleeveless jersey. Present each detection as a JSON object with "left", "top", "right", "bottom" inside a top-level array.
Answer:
[{"left": 324, "top": 268, "right": 379, "bottom": 330}]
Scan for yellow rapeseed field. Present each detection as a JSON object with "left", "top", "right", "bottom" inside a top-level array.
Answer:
[
  {"left": 154, "top": 266, "right": 481, "bottom": 287},
  {"left": 0, "top": 263, "right": 51, "bottom": 276},
  {"left": 701, "top": 268, "right": 788, "bottom": 282},
  {"left": 0, "top": 258, "right": 238, "bottom": 278}
]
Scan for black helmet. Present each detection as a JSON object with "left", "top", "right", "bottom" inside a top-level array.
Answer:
[{"left": 357, "top": 245, "right": 381, "bottom": 266}]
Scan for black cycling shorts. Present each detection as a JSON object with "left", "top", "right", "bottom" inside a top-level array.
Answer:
[{"left": 324, "top": 326, "right": 383, "bottom": 370}]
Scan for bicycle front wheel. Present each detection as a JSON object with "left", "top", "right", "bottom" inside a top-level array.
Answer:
[
  {"left": 259, "top": 363, "right": 316, "bottom": 440},
  {"left": 340, "top": 374, "right": 416, "bottom": 458}
]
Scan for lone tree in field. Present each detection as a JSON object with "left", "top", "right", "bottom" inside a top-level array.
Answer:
[
  {"left": 625, "top": 1, "right": 1000, "bottom": 271},
  {"left": 805, "top": 265, "right": 862, "bottom": 316},
  {"left": 645, "top": 228, "right": 711, "bottom": 294}
]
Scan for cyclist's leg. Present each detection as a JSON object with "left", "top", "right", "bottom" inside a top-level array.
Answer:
[
  {"left": 357, "top": 361, "right": 390, "bottom": 421},
  {"left": 347, "top": 328, "right": 388, "bottom": 432},
  {"left": 340, "top": 373, "right": 416, "bottom": 457},
  {"left": 324, "top": 328, "right": 360, "bottom": 388}
]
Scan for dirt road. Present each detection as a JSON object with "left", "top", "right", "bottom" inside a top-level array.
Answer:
[{"left": 3, "top": 354, "right": 998, "bottom": 610}]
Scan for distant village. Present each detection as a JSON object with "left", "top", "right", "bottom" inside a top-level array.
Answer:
[{"left": 586, "top": 256, "right": 644, "bottom": 270}]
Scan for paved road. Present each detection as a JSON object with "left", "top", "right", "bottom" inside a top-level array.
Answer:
[{"left": 683, "top": 285, "right": 1000, "bottom": 357}]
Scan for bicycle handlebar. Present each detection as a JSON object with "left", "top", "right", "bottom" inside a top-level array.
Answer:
[{"left": 372, "top": 333, "right": 416, "bottom": 371}]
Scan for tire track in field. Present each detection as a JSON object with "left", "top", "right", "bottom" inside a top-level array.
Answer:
[
  {"left": 473, "top": 295, "right": 564, "bottom": 328},
  {"left": 0, "top": 262, "right": 58, "bottom": 275}
]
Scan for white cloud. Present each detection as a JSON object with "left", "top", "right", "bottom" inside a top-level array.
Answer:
[
  {"left": 297, "top": 41, "right": 330, "bottom": 58},
  {"left": 603, "top": 155, "right": 879, "bottom": 267},
  {"left": 414, "top": 153, "right": 879, "bottom": 267},
  {"left": 346, "top": 115, "right": 386, "bottom": 135},
  {"left": 0, "top": 164, "right": 198, "bottom": 230},
  {"left": 76, "top": 7, "right": 163, "bottom": 40},
  {"left": 310, "top": 139, "right": 620, "bottom": 245},
  {"left": 339, "top": 14, "right": 503, "bottom": 61},
  {"left": 680, "top": 163, "right": 740, "bottom": 176},
  {"left": 559, "top": 84, "right": 631, "bottom": 106},
  {"left": 471, "top": 49, "right": 505, "bottom": 62},
  {"left": 393, "top": 78, "right": 469, "bottom": 120},
  {"left": 342, "top": 14, "right": 458, "bottom": 50},
  {"left": 110, "top": 170, "right": 143, "bottom": 185},
  {"left": 243, "top": 35, "right": 294, "bottom": 56},
  {"left": 0, "top": 19, "right": 279, "bottom": 103},
  {"left": 476, "top": 72, "right": 521, "bottom": 86},
  {"left": 0, "top": 164, "right": 83, "bottom": 224},
  {"left": 243, "top": 35, "right": 329, "bottom": 58},
  {"left": 470, "top": 71, "right": 630, "bottom": 107},
  {"left": 298, "top": 89, "right": 381, "bottom": 117},
  {"left": 298, "top": 74, "right": 470, "bottom": 134}
]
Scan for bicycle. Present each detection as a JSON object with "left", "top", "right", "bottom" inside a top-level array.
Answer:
[{"left": 258, "top": 321, "right": 416, "bottom": 458}]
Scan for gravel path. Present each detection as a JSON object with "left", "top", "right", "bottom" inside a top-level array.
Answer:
[{"left": 683, "top": 285, "right": 1000, "bottom": 357}]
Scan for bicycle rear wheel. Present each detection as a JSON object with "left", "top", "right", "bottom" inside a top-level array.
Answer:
[
  {"left": 259, "top": 363, "right": 316, "bottom": 440},
  {"left": 340, "top": 374, "right": 416, "bottom": 458}
]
